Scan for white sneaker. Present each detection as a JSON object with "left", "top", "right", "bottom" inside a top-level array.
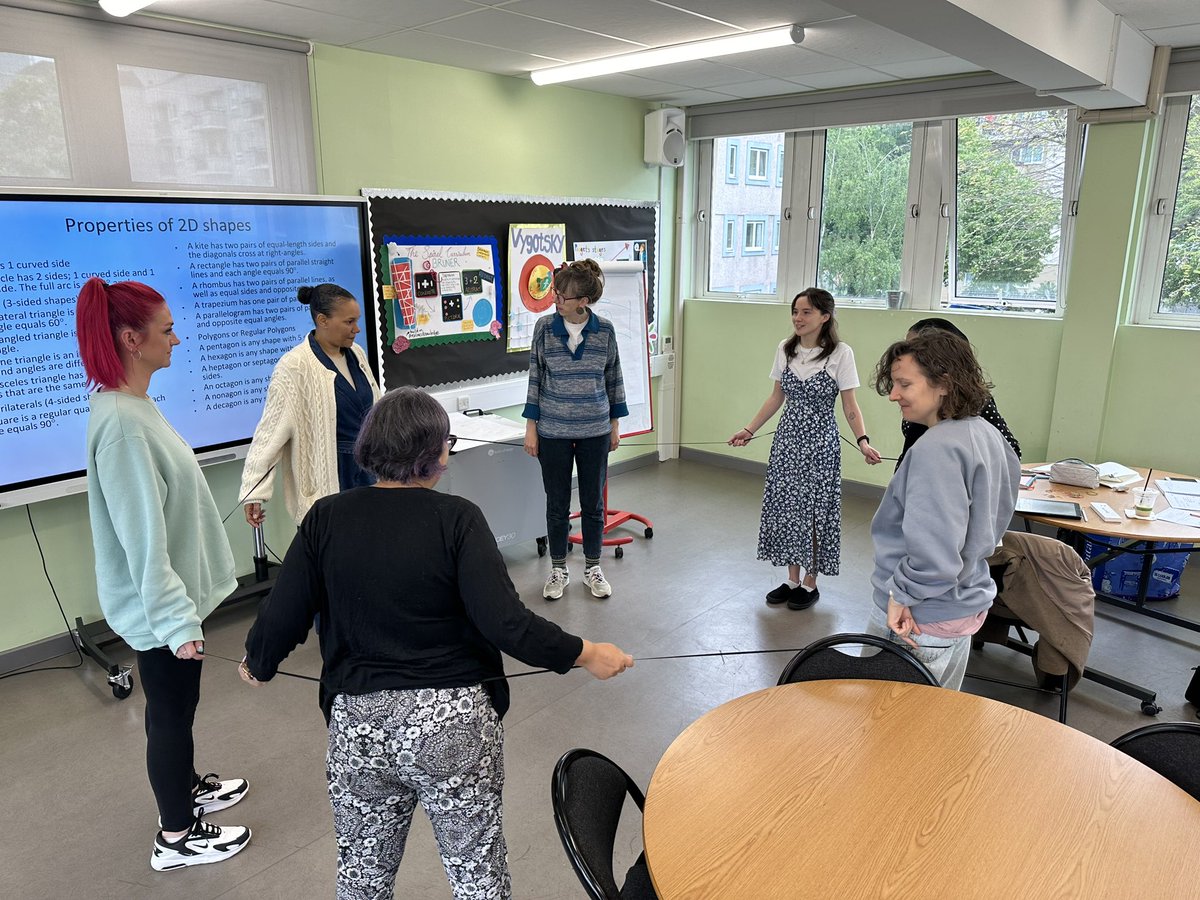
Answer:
[
  {"left": 543, "top": 567, "right": 570, "bottom": 600},
  {"left": 583, "top": 566, "right": 612, "bottom": 598},
  {"left": 193, "top": 772, "right": 249, "bottom": 816},
  {"left": 151, "top": 817, "right": 251, "bottom": 871}
]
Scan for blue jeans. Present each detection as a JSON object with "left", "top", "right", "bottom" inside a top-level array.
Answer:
[
  {"left": 865, "top": 602, "right": 972, "bottom": 691},
  {"left": 538, "top": 434, "right": 608, "bottom": 561}
]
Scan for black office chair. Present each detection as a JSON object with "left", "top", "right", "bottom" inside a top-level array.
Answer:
[
  {"left": 551, "top": 749, "right": 658, "bottom": 900},
  {"left": 777, "top": 632, "right": 939, "bottom": 686},
  {"left": 1110, "top": 722, "right": 1200, "bottom": 800}
]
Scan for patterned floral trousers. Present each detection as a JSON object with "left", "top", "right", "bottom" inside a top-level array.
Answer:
[{"left": 327, "top": 685, "right": 511, "bottom": 900}]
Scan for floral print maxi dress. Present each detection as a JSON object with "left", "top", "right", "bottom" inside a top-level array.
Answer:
[{"left": 756, "top": 363, "right": 842, "bottom": 574}]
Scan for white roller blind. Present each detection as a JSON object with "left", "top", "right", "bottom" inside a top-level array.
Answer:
[{"left": 0, "top": 4, "right": 314, "bottom": 192}]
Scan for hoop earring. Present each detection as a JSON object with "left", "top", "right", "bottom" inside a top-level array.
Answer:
[{"left": 132, "top": 348, "right": 142, "bottom": 361}]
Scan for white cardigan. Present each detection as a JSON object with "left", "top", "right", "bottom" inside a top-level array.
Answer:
[{"left": 238, "top": 338, "right": 381, "bottom": 525}]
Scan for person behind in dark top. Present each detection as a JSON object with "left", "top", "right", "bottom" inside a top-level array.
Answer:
[
  {"left": 240, "top": 386, "right": 633, "bottom": 900},
  {"left": 894, "top": 317, "right": 1021, "bottom": 469}
]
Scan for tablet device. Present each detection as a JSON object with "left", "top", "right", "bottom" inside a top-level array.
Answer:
[{"left": 1015, "top": 498, "right": 1085, "bottom": 520}]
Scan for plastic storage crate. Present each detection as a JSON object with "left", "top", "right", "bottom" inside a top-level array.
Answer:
[{"left": 1083, "top": 533, "right": 1192, "bottom": 600}]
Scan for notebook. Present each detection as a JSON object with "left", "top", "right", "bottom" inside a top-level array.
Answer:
[{"left": 1015, "top": 498, "right": 1085, "bottom": 520}]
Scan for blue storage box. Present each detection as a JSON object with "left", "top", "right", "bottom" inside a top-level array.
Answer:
[{"left": 1082, "top": 533, "right": 1191, "bottom": 600}]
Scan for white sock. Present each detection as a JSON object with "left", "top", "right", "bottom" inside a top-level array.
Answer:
[{"left": 786, "top": 579, "right": 800, "bottom": 589}]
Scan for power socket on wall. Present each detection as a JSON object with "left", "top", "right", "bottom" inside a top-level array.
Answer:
[{"left": 456, "top": 396, "right": 471, "bottom": 411}]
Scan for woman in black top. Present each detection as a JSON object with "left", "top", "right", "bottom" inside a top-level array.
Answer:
[
  {"left": 895, "top": 318, "right": 1021, "bottom": 468},
  {"left": 240, "top": 387, "right": 632, "bottom": 900}
]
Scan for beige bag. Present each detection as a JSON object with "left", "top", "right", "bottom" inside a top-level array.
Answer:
[{"left": 1049, "top": 458, "right": 1100, "bottom": 489}]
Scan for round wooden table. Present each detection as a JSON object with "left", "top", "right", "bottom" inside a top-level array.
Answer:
[
  {"left": 1020, "top": 464, "right": 1200, "bottom": 542},
  {"left": 643, "top": 680, "right": 1200, "bottom": 898}
]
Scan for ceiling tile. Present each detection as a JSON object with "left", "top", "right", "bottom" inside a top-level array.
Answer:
[
  {"left": 349, "top": 30, "right": 560, "bottom": 75},
  {"left": 714, "top": 78, "right": 814, "bottom": 99},
  {"left": 628, "top": 60, "right": 765, "bottom": 89},
  {"left": 793, "top": 66, "right": 899, "bottom": 90},
  {"left": 651, "top": 0, "right": 850, "bottom": 31},
  {"left": 502, "top": 0, "right": 738, "bottom": 46},
  {"left": 418, "top": 8, "right": 640, "bottom": 58},
  {"left": 872, "top": 56, "right": 986, "bottom": 79},
  {"left": 655, "top": 88, "right": 746, "bottom": 106},
  {"left": 801, "top": 17, "right": 948, "bottom": 65},
  {"left": 720, "top": 45, "right": 871, "bottom": 79},
  {"left": 1141, "top": 23, "right": 1200, "bottom": 46},
  {"left": 149, "top": 0, "right": 481, "bottom": 43},
  {"left": 548, "top": 72, "right": 692, "bottom": 99},
  {"left": 1098, "top": 0, "right": 1200, "bottom": 31}
]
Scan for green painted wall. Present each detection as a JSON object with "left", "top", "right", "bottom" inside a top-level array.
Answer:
[
  {"left": 681, "top": 302, "right": 1062, "bottom": 488},
  {"left": 680, "top": 119, "right": 1196, "bottom": 489},
  {"left": 0, "top": 44, "right": 674, "bottom": 658}
]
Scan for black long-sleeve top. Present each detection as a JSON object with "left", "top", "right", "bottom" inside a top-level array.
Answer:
[
  {"left": 244, "top": 486, "right": 583, "bottom": 723},
  {"left": 896, "top": 395, "right": 1021, "bottom": 470}
]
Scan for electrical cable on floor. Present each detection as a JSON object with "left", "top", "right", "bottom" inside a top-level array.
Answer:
[{"left": 0, "top": 507, "right": 85, "bottom": 682}]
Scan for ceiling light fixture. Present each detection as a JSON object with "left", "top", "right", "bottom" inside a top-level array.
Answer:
[
  {"left": 98, "top": 0, "right": 155, "bottom": 17},
  {"left": 530, "top": 24, "right": 804, "bottom": 86}
]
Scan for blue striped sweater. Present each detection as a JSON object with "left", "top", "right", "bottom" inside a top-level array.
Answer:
[{"left": 522, "top": 312, "right": 629, "bottom": 439}]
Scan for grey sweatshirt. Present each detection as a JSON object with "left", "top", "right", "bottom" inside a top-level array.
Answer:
[{"left": 871, "top": 416, "right": 1020, "bottom": 623}]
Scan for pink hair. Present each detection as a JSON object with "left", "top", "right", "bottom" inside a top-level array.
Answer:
[{"left": 75, "top": 278, "right": 166, "bottom": 390}]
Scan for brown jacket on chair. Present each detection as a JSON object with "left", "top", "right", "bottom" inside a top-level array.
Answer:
[{"left": 981, "top": 531, "right": 1095, "bottom": 689}]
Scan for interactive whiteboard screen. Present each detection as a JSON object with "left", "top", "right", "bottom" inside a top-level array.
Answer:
[{"left": 0, "top": 193, "right": 370, "bottom": 506}]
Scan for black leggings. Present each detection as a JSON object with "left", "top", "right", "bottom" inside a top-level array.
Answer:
[{"left": 137, "top": 647, "right": 202, "bottom": 832}]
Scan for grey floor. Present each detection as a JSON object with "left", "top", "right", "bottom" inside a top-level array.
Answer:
[{"left": 3, "top": 458, "right": 1200, "bottom": 899}]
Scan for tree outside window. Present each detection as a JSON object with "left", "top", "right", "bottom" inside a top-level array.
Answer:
[
  {"left": 1160, "top": 95, "right": 1200, "bottom": 315},
  {"left": 818, "top": 123, "right": 911, "bottom": 300},
  {"left": 952, "top": 111, "right": 1065, "bottom": 305}
]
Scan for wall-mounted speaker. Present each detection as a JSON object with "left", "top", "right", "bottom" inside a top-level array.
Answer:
[{"left": 644, "top": 107, "right": 685, "bottom": 167}]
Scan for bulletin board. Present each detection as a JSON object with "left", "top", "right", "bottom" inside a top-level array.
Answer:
[{"left": 362, "top": 190, "right": 658, "bottom": 394}]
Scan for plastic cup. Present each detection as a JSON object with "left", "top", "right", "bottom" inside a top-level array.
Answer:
[{"left": 1133, "top": 488, "right": 1158, "bottom": 518}]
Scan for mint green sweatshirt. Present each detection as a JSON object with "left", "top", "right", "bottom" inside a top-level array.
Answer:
[{"left": 85, "top": 392, "right": 237, "bottom": 654}]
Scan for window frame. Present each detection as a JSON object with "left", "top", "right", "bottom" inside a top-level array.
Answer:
[
  {"left": 0, "top": 6, "right": 316, "bottom": 193},
  {"left": 1134, "top": 94, "right": 1200, "bottom": 326},
  {"left": 742, "top": 216, "right": 767, "bottom": 256},
  {"left": 722, "top": 216, "right": 737, "bottom": 256},
  {"left": 746, "top": 142, "right": 770, "bottom": 184},
  {"left": 693, "top": 108, "right": 1082, "bottom": 318},
  {"left": 725, "top": 141, "right": 739, "bottom": 184},
  {"left": 941, "top": 109, "right": 1083, "bottom": 316}
]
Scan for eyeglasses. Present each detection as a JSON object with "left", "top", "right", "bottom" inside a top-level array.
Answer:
[
  {"left": 446, "top": 434, "right": 458, "bottom": 451},
  {"left": 554, "top": 289, "right": 585, "bottom": 302}
]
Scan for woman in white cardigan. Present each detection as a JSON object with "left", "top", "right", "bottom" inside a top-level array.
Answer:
[{"left": 240, "top": 284, "right": 381, "bottom": 527}]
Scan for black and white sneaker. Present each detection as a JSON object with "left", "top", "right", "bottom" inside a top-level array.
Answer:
[
  {"left": 193, "top": 772, "right": 249, "bottom": 816},
  {"left": 151, "top": 817, "right": 251, "bottom": 871}
]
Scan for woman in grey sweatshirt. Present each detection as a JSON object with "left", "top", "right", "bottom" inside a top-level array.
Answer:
[{"left": 867, "top": 331, "right": 1020, "bottom": 689}]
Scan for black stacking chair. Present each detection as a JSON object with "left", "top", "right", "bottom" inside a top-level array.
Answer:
[
  {"left": 1110, "top": 722, "right": 1200, "bottom": 800},
  {"left": 551, "top": 749, "right": 658, "bottom": 900},
  {"left": 777, "top": 632, "right": 939, "bottom": 687}
]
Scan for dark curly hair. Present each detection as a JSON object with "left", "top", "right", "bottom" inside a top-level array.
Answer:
[{"left": 872, "top": 330, "right": 991, "bottom": 421}]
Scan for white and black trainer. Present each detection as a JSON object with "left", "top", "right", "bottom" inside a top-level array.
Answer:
[
  {"left": 151, "top": 817, "right": 251, "bottom": 871},
  {"left": 193, "top": 772, "right": 249, "bottom": 816}
]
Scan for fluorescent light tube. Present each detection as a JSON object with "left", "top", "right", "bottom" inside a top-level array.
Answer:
[
  {"left": 531, "top": 24, "right": 803, "bottom": 85},
  {"left": 99, "top": 0, "right": 155, "bottom": 17}
]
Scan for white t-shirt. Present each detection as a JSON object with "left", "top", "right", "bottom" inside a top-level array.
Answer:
[
  {"left": 564, "top": 317, "right": 588, "bottom": 353},
  {"left": 769, "top": 340, "right": 860, "bottom": 391}
]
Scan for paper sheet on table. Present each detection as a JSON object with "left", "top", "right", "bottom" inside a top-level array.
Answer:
[
  {"left": 1156, "top": 508, "right": 1200, "bottom": 528},
  {"left": 1156, "top": 478, "right": 1200, "bottom": 496},
  {"left": 447, "top": 412, "right": 524, "bottom": 452},
  {"left": 1163, "top": 492, "right": 1200, "bottom": 511}
]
